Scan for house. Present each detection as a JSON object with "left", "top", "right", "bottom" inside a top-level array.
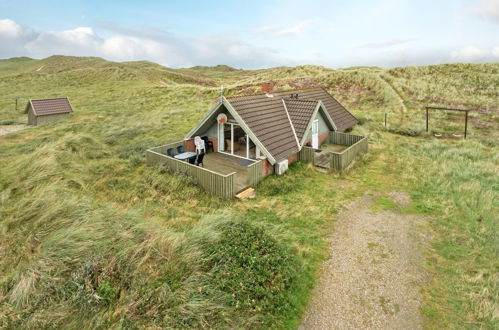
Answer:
[
  {"left": 146, "top": 83, "right": 367, "bottom": 199},
  {"left": 24, "top": 97, "right": 73, "bottom": 125}
]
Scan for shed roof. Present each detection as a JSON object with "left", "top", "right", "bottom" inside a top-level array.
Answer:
[{"left": 25, "top": 97, "right": 73, "bottom": 116}]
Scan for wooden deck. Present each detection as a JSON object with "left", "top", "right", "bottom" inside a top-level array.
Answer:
[
  {"left": 204, "top": 152, "right": 254, "bottom": 192},
  {"left": 321, "top": 144, "right": 348, "bottom": 153}
]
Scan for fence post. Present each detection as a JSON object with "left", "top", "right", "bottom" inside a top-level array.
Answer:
[
  {"left": 426, "top": 107, "right": 429, "bottom": 132},
  {"left": 384, "top": 113, "right": 387, "bottom": 128}
]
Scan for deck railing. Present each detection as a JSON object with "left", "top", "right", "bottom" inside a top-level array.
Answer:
[
  {"left": 146, "top": 142, "right": 236, "bottom": 199},
  {"left": 247, "top": 159, "right": 263, "bottom": 187},
  {"left": 298, "top": 131, "right": 368, "bottom": 172},
  {"left": 298, "top": 147, "right": 315, "bottom": 163},
  {"left": 328, "top": 132, "right": 368, "bottom": 171},
  {"left": 328, "top": 131, "right": 365, "bottom": 145}
]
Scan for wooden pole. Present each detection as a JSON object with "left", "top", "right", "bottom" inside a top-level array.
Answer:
[
  {"left": 464, "top": 111, "right": 468, "bottom": 139},
  {"left": 426, "top": 107, "right": 429, "bottom": 132},
  {"left": 15, "top": 98, "right": 18, "bottom": 112},
  {"left": 384, "top": 113, "right": 387, "bottom": 128}
]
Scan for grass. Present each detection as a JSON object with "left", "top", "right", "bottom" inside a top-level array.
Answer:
[{"left": 0, "top": 56, "right": 498, "bottom": 328}]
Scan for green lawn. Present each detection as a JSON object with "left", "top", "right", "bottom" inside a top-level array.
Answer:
[{"left": 0, "top": 56, "right": 497, "bottom": 328}]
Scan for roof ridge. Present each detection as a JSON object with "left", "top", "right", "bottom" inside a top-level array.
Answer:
[
  {"left": 30, "top": 97, "right": 69, "bottom": 101},
  {"left": 281, "top": 99, "right": 301, "bottom": 149},
  {"left": 283, "top": 98, "right": 320, "bottom": 103},
  {"left": 225, "top": 86, "right": 324, "bottom": 99}
]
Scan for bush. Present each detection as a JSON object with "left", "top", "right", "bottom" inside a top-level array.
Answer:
[
  {"left": 0, "top": 120, "right": 17, "bottom": 125},
  {"left": 387, "top": 126, "right": 423, "bottom": 136},
  {"left": 204, "top": 221, "right": 300, "bottom": 314}
]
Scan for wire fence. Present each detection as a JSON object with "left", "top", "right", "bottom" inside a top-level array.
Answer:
[{"left": 357, "top": 107, "right": 496, "bottom": 139}]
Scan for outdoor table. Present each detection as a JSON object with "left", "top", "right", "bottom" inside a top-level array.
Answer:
[{"left": 174, "top": 151, "right": 197, "bottom": 160}]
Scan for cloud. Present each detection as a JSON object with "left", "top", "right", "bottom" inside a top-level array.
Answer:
[
  {"left": 25, "top": 27, "right": 101, "bottom": 58},
  {"left": 450, "top": 46, "right": 499, "bottom": 62},
  {"left": 355, "top": 38, "right": 418, "bottom": 49},
  {"left": 467, "top": 0, "right": 499, "bottom": 23},
  {"left": 0, "top": 19, "right": 289, "bottom": 69},
  {"left": 0, "top": 19, "right": 37, "bottom": 57},
  {"left": 253, "top": 19, "right": 332, "bottom": 38},
  {"left": 252, "top": 25, "right": 283, "bottom": 33}
]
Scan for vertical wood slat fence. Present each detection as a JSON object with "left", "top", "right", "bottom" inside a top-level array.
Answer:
[
  {"left": 146, "top": 142, "right": 236, "bottom": 199},
  {"left": 247, "top": 160, "right": 263, "bottom": 187},
  {"left": 328, "top": 131, "right": 365, "bottom": 145},
  {"left": 298, "top": 147, "right": 315, "bottom": 163},
  {"left": 328, "top": 132, "right": 368, "bottom": 171},
  {"left": 298, "top": 131, "right": 368, "bottom": 172}
]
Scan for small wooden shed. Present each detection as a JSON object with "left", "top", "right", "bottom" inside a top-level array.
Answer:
[{"left": 24, "top": 97, "right": 73, "bottom": 125}]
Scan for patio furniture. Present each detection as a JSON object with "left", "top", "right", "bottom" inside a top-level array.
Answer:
[
  {"left": 176, "top": 145, "right": 184, "bottom": 154},
  {"left": 194, "top": 136, "right": 206, "bottom": 154},
  {"left": 167, "top": 148, "right": 175, "bottom": 157},
  {"left": 174, "top": 151, "right": 197, "bottom": 160},
  {"left": 188, "top": 155, "right": 196, "bottom": 164},
  {"left": 201, "top": 136, "right": 214, "bottom": 153},
  {"left": 195, "top": 153, "right": 205, "bottom": 167}
]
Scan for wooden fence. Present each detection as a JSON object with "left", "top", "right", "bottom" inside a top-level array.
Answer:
[
  {"left": 328, "top": 131, "right": 365, "bottom": 145},
  {"left": 247, "top": 160, "right": 263, "bottom": 187},
  {"left": 298, "top": 131, "right": 368, "bottom": 172},
  {"left": 298, "top": 147, "right": 315, "bottom": 163},
  {"left": 146, "top": 142, "right": 236, "bottom": 199},
  {"left": 328, "top": 132, "right": 368, "bottom": 171}
]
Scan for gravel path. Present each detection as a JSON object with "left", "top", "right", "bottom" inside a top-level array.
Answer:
[
  {"left": 0, "top": 125, "right": 27, "bottom": 136},
  {"left": 299, "top": 192, "right": 427, "bottom": 329}
]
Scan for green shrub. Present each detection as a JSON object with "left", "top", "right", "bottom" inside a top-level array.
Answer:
[
  {"left": 387, "top": 126, "right": 423, "bottom": 136},
  {"left": 0, "top": 120, "right": 17, "bottom": 125},
  {"left": 204, "top": 221, "right": 300, "bottom": 314}
]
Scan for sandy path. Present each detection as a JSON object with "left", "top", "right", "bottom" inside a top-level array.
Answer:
[
  {"left": 299, "top": 193, "right": 427, "bottom": 329},
  {"left": 0, "top": 125, "right": 27, "bottom": 136}
]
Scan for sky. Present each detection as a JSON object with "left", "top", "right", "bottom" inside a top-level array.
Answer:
[{"left": 0, "top": 0, "right": 498, "bottom": 69}]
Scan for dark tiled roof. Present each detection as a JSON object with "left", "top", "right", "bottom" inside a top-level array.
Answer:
[
  {"left": 225, "top": 88, "right": 357, "bottom": 162},
  {"left": 274, "top": 88, "right": 357, "bottom": 132},
  {"left": 27, "top": 97, "right": 73, "bottom": 116},
  {"left": 283, "top": 99, "right": 319, "bottom": 142},
  {"left": 227, "top": 95, "right": 299, "bottom": 162}
]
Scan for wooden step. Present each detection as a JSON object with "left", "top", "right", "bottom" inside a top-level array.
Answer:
[
  {"left": 314, "top": 152, "right": 331, "bottom": 169},
  {"left": 235, "top": 188, "right": 255, "bottom": 200}
]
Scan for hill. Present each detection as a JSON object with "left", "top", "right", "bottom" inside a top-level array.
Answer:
[{"left": 0, "top": 56, "right": 497, "bottom": 328}]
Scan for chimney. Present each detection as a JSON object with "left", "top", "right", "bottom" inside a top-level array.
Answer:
[{"left": 261, "top": 82, "right": 274, "bottom": 97}]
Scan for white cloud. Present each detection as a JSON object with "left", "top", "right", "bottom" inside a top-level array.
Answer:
[
  {"left": 450, "top": 46, "right": 499, "bottom": 62},
  {"left": 467, "top": 0, "right": 499, "bottom": 23},
  {"left": 253, "top": 18, "right": 332, "bottom": 38},
  {"left": 252, "top": 25, "right": 283, "bottom": 33},
  {"left": 25, "top": 27, "right": 101, "bottom": 58},
  {"left": 0, "top": 19, "right": 33, "bottom": 38},
  {"left": 0, "top": 19, "right": 288, "bottom": 69},
  {"left": 355, "top": 38, "right": 418, "bottom": 49}
]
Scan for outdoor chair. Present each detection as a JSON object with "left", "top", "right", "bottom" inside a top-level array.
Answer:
[
  {"left": 176, "top": 145, "right": 184, "bottom": 154},
  {"left": 167, "top": 148, "right": 175, "bottom": 157},
  {"left": 195, "top": 153, "right": 205, "bottom": 167},
  {"left": 201, "top": 136, "right": 214, "bottom": 153},
  {"left": 188, "top": 155, "right": 196, "bottom": 164},
  {"left": 194, "top": 136, "right": 206, "bottom": 154}
]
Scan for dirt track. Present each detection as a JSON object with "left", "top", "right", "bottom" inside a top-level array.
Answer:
[
  {"left": 0, "top": 125, "right": 27, "bottom": 136},
  {"left": 299, "top": 192, "right": 428, "bottom": 329}
]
